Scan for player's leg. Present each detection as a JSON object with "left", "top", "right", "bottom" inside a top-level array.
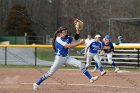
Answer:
[
  {"left": 86, "top": 52, "right": 94, "bottom": 69},
  {"left": 80, "top": 48, "right": 85, "bottom": 54},
  {"left": 92, "top": 56, "right": 103, "bottom": 72},
  {"left": 94, "top": 54, "right": 106, "bottom": 76},
  {"left": 92, "top": 55, "right": 106, "bottom": 72},
  {"left": 65, "top": 56, "right": 99, "bottom": 82},
  {"left": 107, "top": 53, "right": 119, "bottom": 72},
  {"left": 91, "top": 62, "right": 98, "bottom": 72},
  {"left": 33, "top": 56, "right": 66, "bottom": 90}
]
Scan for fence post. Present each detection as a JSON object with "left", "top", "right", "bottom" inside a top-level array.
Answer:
[
  {"left": 138, "top": 49, "right": 139, "bottom": 67},
  {"left": 5, "top": 47, "right": 7, "bottom": 65},
  {"left": 35, "top": 47, "right": 37, "bottom": 66}
]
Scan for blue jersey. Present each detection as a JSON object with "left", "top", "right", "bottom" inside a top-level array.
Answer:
[
  {"left": 55, "top": 36, "right": 73, "bottom": 57},
  {"left": 87, "top": 41, "right": 101, "bottom": 54},
  {"left": 102, "top": 42, "right": 114, "bottom": 53}
]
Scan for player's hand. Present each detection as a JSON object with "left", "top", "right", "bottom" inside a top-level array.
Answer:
[
  {"left": 79, "top": 39, "right": 85, "bottom": 44},
  {"left": 98, "top": 50, "right": 105, "bottom": 56}
]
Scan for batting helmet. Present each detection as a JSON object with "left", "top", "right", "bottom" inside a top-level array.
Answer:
[{"left": 105, "top": 35, "right": 111, "bottom": 39}]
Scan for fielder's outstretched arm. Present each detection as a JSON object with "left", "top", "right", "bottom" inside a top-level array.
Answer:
[{"left": 56, "top": 36, "right": 84, "bottom": 48}]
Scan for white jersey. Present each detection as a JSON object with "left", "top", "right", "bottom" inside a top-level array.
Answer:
[
  {"left": 84, "top": 38, "right": 95, "bottom": 53},
  {"left": 85, "top": 38, "right": 95, "bottom": 46},
  {"left": 55, "top": 36, "right": 73, "bottom": 57}
]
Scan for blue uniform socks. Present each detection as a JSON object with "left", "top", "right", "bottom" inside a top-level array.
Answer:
[
  {"left": 36, "top": 75, "right": 47, "bottom": 85},
  {"left": 95, "top": 62, "right": 103, "bottom": 72},
  {"left": 111, "top": 61, "right": 116, "bottom": 67},
  {"left": 81, "top": 67, "right": 92, "bottom": 79},
  {"left": 95, "top": 62, "right": 98, "bottom": 69},
  {"left": 99, "top": 66, "right": 103, "bottom": 72}
]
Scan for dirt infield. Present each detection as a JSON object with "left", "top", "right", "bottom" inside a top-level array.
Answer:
[{"left": 0, "top": 68, "right": 140, "bottom": 93}]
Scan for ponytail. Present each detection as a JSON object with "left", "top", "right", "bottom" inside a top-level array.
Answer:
[
  {"left": 52, "top": 30, "right": 59, "bottom": 51},
  {"left": 52, "top": 26, "right": 67, "bottom": 51}
]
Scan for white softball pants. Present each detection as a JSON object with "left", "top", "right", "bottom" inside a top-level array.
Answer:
[
  {"left": 86, "top": 52, "right": 102, "bottom": 68},
  {"left": 44, "top": 55, "right": 83, "bottom": 78},
  {"left": 102, "top": 52, "right": 113, "bottom": 64}
]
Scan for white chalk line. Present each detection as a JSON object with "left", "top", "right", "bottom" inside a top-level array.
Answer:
[
  {"left": 0, "top": 82, "right": 140, "bottom": 91},
  {"left": 1, "top": 82, "right": 136, "bottom": 90}
]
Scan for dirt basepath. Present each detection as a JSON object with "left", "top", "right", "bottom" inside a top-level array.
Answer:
[{"left": 0, "top": 68, "right": 140, "bottom": 93}]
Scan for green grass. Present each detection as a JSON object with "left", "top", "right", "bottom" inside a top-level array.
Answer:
[
  {"left": 0, "top": 64, "right": 80, "bottom": 69},
  {"left": 69, "top": 48, "right": 82, "bottom": 56},
  {"left": 0, "top": 64, "right": 81, "bottom": 70},
  {"left": 36, "top": 48, "right": 55, "bottom": 61},
  {"left": 36, "top": 48, "right": 82, "bottom": 61},
  {"left": 0, "top": 64, "right": 49, "bottom": 68}
]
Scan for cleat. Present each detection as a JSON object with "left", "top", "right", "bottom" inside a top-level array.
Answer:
[
  {"left": 101, "top": 71, "right": 106, "bottom": 76},
  {"left": 115, "top": 67, "right": 119, "bottom": 72},
  {"left": 90, "top": 76, "right": 99, "bottom": 83},
  {"left": 33, "top": 83, "right": 39, "bottom": 90}
]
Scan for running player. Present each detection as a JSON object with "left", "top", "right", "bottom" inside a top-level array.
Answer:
[
  {"left": 102, "top": 35, "right": 119, "bottom": 72},
  {"left": 93, "top": 35, "right": 119, "bottom": 72},
  {"left": 85, "top": 34, "right": 106, "bottom": 76},
  {"left": 33, "top": 26, "right": 99, "bottom": 90}
]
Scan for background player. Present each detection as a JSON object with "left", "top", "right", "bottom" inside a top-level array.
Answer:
[
  {"left": 93, "top": 35, "right": 119, "bottom": 72},
  {"left": 77, "top": 34, "right": 94, "bottom": 55},
  {"left": 33, "top": 26, "right": 99, "bottom": 90},
  {"left": 85, "top": 34, "right": 106, "bottom": 76},
  {"left": 102, "top": 35, "right": 119, "bottom": 72}
]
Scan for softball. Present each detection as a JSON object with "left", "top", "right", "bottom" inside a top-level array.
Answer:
[{"left": 80, "top": 39, "right": 85, "bottom": 42}]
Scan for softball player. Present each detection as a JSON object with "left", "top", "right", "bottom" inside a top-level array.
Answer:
[
  {"left": 77, "top": 34, "right": 94, "bottom": 55},
  {"left": 85, "top": 34, "right": 106, "bottom": 76},
  {"left": 93, "top": 35, "right": 119, "bottom": 72},
  {"left": 33, "top": 27, "right": 99, "bottom": 90},
  {"left": 102, "top": 35, "right": 119, "bottom": 72}
]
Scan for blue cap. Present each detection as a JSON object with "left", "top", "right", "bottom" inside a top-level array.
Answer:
[{"left": 105, "top": 35, "right": 111, "bottom": 39}]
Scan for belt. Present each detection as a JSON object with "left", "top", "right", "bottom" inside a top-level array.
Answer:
[{"left": 56, "top": 54, "right": 67, "bottom": 57}]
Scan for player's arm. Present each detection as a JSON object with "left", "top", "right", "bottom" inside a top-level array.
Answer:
[
  {"left": 85, "top": 41, "right": 92, "bottom": 55},
  {"left": 98, "top": 43, "right": 105, "bottom": 56},
  {"left": 73, "top": 28, "right": 80, "bottom": 41},
  {"left": 100, "top": 42, "right": 104, "bottom": 50},
  {"left": 57, "top": 37, "right": 84, "bottom": 48},
  {"left": 84, "top": 46, "right": 89, "bottom": 58},
  {"left": 110, "top": 42, "right": 114, "bottom": 52},
  {"left": 84, "top": 41, "right": 92, "bottom": 58},
  {"left": 73, "top": 33, "right": 80, "bottom": 40},
  {"left": 64, "top": 41, "right": 83, "bottom": 48}
]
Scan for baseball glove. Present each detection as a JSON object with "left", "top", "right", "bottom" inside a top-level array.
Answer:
[
  {"left": 98, "top": 50, "right": 105, "bottom": 56},
  {"left": 74, "top": 19, "right": 84, "bottom": 31}
]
